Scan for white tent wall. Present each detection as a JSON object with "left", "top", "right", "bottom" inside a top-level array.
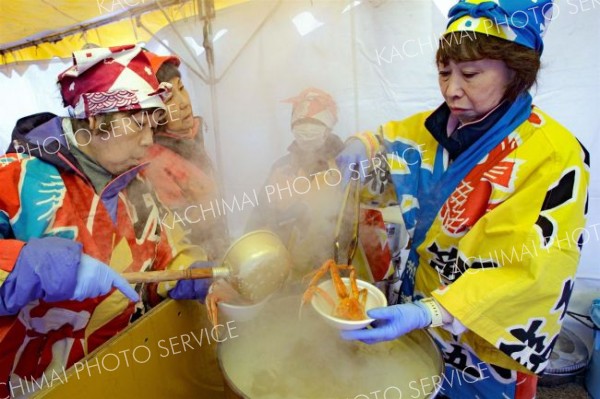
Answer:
[
  {"left": 0, "top": 0, "right": 598, "bottom": 343},
  {"left": 147, "top": 1, "right": 445, "bottom": 232},
  {"left": 0, "top": 60, "right": 70, "bottom": 149},
  {"left": 148, "top": 0, "right": 600, "bottom": 350}
]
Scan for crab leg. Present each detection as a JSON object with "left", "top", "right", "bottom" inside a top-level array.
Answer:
[
  {"left": 299, "top": 284, "right": 338, "bottom": 319},
  {"left": 299, "top": 260, "right": 338, "bottom": 318},
  {"left": 303, "top": 259, "right": 336, "bottom": 288},
  {"left": 329, "top": 262, "right": 349, "bottom": 300},
  {"left": 347, "top": 266, "right": 360, "bottom": 299},
  {"left": 300, "top": 259, "right": 367, "bottom": 321},
  {"left": 301, "top": 285, "right": 336, "bottom": 309},
  {"left": 206, "top": 292, "right": 219, "bottom": 326},
  {"left": 358, "top": 288, "right": 368, "bottom": 309}
]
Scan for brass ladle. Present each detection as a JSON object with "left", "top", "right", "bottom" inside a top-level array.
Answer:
[{"left": 121, "top": 230, "right": 292, "bottom": 302}]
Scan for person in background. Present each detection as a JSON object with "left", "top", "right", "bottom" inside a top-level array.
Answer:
[
  {"left": 246, "top": 87, "right": 344, "bottom": 229},
  {"left": 0, "top": 45, "right": 212, "bottom": 396},
  {"left": 245, "top": 88, "right": 345, "bottom": 276},
  {"left": 142, "top": 52, "right": 229, "bottom": 261},
  {"left": 246, "top": 87, "right": 396, "bottom": 283},
  {"left": 337, "top": 1, "right": 589, "bottom": 398}
]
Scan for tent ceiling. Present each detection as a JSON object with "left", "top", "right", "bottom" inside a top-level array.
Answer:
[{"left": 0, "top": 0, "right": 246, "bottom": 65}]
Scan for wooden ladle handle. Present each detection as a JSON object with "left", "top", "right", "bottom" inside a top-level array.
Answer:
[{"left": 122, "top": 267, "right": 214, "bottom": 284}]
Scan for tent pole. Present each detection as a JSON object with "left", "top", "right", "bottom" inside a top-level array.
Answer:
[
  {"left": 155, "top": 1, "right": 210, "bottom": 78},
  {"left": 199, "top": 0, "right": 226, "bottom": 198},
  {"left": 350, "top": 0, "right": 359, "bottom": 133},
  {"left": 217, "top": 0, "right": 282, "bottom": 81}
]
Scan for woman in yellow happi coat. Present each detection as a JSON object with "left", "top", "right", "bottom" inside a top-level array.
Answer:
[{"left": 338, "top": 1, "right": 590, "bottom": 398}]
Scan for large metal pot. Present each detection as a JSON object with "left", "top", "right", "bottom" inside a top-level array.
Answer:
[{"left": 219, "top": 295, "right": 443, "bottom": 399}]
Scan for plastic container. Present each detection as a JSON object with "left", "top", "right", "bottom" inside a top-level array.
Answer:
[{"left": 310, "top": 277, "right": 387, "bottom": 330}]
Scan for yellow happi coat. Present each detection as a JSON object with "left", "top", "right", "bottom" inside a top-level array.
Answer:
[{"left": 361, "top": 105, "right": 589, "bottom": 374}]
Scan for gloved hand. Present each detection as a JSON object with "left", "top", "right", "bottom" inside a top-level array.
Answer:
[
  {"left": 335, "top": 138, "right": 368, "bottom": 185},
  {"left": 0, "top": 237, "right": 138, "bottom": 316},
  {"left": 73, "top": 254, "right": 139, "bottom": 302},
  {"left": 168, "top": 261, "right": 215, "bottom": 303},
  {"left": 340, "top": 302, "right": 432, "bottom": 344}
]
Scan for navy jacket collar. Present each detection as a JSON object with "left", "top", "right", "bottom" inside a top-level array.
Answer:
[{"left": 425, "top": 101, "right": 512, "bottom": 160}]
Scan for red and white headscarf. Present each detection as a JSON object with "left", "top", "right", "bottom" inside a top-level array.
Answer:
[
  {"left": 284, "top": 87, "right": 338, "bottom": 129},
  {"left": 58, "top": 44, "right": 170, "bottom": 118}
]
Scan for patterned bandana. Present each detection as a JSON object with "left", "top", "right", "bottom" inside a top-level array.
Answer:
[
  {"left": 58, "top": 44, "right": 170, "bottom": 118},
  {"left": 284, "top": 87, "right": 338, "bottom": 129},
  {"left": 445, "top": 0, "right": 554, "bottom": 54}
]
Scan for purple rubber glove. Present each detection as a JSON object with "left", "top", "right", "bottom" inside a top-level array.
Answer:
[
  {"left": 73, "top": 254, "right": 139, "bottom": 302},
  {"left": 335, "top": 139, "right": 368, "bottom": 185},
  {"left": 0, "top": 237, "right": 138, "bottom": 316},
  {"left": 340, "top": 302, "right": 432, "bottom": 344},
  {"left": 0, "top": 237, "right": 80, "bottom": 315},
  {"left": 168, "top": 261, "right": 215, "bottom": 303}
]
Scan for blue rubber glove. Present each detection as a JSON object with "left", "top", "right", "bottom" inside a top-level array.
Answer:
[
  {"left": 340, "top": 302, "right": 432, "bottom": 344},
  {"left": 0, "top": 237, "right": 138, "bottom": 316},
  {"left": 73, "top": 254, "right": 139, "bottom": 302},
  {"left": 335, "top": 139, "right": 369, "bottom": 185},
  {"left": 168, "top": 261, "right": 215, "bottom": 303},
  {"left": 0, "top": 237, "right": 80, "bottom": 315}
]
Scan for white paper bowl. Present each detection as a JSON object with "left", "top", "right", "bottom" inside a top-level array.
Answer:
[
  {"left": 217, "top": 294, "right": 272, "bottom": 323},
  {"left": 310, "top": 277, "right": 387, "bottom": 330}
]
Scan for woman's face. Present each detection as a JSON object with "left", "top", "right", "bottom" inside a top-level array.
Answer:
[
  {"left": 438, "top": 59, "right": 514, "bottom": 124},
  {"left": 164, "top": 76, "right": 194, "bottom": 133},
  {"left": 81, "top": 111, "right": 159, "bottom": 175}
]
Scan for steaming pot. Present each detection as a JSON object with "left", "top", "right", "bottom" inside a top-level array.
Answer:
[{"left": 219, "top": 295, "right": 443, "bottom": 399}]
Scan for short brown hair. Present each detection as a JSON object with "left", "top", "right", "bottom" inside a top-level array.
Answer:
[
  {"left": 436, "top": 32, "right": 540, "bottom": 102},
  {"left": 156, "top": 62, "right": 181, "bottom": 84}
]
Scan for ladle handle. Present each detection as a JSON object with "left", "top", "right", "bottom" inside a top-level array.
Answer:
[{"left": 122, "top": 268, "right": 214, "bottom": 283}]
